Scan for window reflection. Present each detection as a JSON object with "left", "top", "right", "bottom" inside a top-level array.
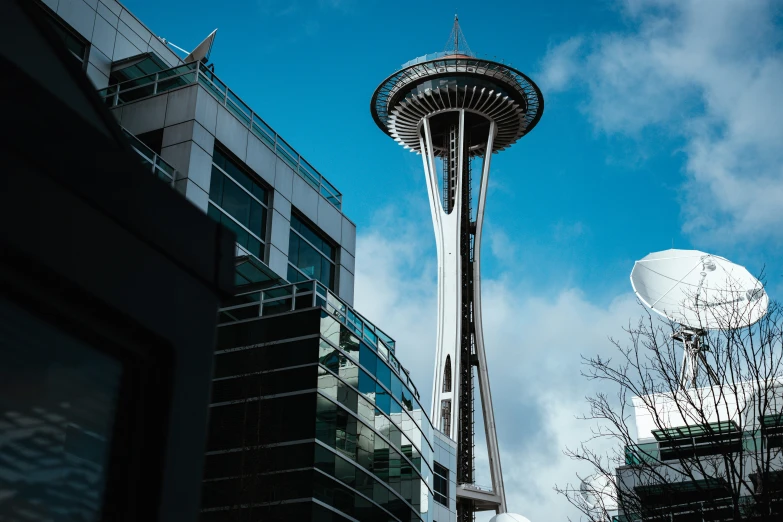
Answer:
[
  {"left": 288, "top": 213, "right": 336, "bottom": 290},
  {"left": 208, "top": 147, "right": 269, "bottom": 260},
  {"left": 0, "top": 297, "right": 122, "bottom": 521}
]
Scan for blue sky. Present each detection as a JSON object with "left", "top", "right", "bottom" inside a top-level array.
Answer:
[
  {"left": 123, "top": 0, "right": 783, "bottom": 302},
  {"left": 127, "top": 0, "right": 783, "bottom": 519}
]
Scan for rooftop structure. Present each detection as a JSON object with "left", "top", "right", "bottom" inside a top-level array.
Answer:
[
  {"left": 371, "top": 16, "right": 544, "bottom": 522},
  {"left": 616, "top": 379, "right": 783, "bottom": 521}
]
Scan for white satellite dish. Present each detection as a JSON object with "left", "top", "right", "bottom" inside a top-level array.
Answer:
[
  {"left": 489, "top": 514, "right": 532, "bottom": 522},
  {"left": 630, "top": 248, "right": 768, "bottom": 388},
  {"left": 580, "top": 473, "right": 617, "bottom": 512},
  {"left": 185, "top": 29, "right": 217, "bottom": 64},
  {"left": 631, "top": 249, "right": 767, "bottom": 330}
]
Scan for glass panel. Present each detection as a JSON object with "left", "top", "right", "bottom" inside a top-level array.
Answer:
[
  {"left": 226, "top": 97, "right": 251, "bottom": 126},
  {"left": 294, "top": 237, "right": 322, "bottom": 280},
  {"left": 298, "top": 161, "right": 320, "bottom": 189},
  {"left": 154, "top": 156, "right": 176, "bottom": 177},
  {"left": 220, "top": 177, "right": 250, "bottom": 225},
  {"left": 248, "top": 201, "right": 265, "bottom": 236},
  {"left": 339, "top": 327, "right": 360, "bottom": 361},
  {"left": 117, "top": 84, "right": 155, "bottom": 104},
  {"left": 376, "top": 360, "right": 391, "bottom": 390},
  {"left": 156, "top": 73, "right": 195, "bottom": 94},
  {"left": 319, "top": 340, "right": 339, "bottom": 374},
  {"left": 276, "top": 139, "right": 299, "bottom": 170},
  {"left": 0, "top": 296, "right": 122, "bottom": 520},
  {"left": 261, "top": 298, "right": 291, "bottom": 316},
  {"left": 360, "top": 343, "right": 377, "bottom": 375},
  {"left": 315, "top": 444, "right": 335, "bottom": 475},
  {"left": 356, "top": 422, "right": 375, "bottom": 471},
  {"left": 320, "top": 313, "right": 340, "bottom": 348},
  {"left": 376, "top": 385, "right": 391, "bottom": 414},
  {"left": 316, "top": 395, "right": 337, "bottom": 447},
  {"left": 358, "top": 370, "right": 376, "bottom": 402},
  {"left": 198, "top": 71, "right": 225, "bottom": 101},
  {"left": 246, "top": 236, "right": 262, "bottom": 259},
  {"left": 335, "top": 455, "right": 356, "bottom": 487}
]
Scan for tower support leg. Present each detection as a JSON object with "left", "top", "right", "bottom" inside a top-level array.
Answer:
[{"left": 421, "top": 113, "right": 506, "bottom": 519}]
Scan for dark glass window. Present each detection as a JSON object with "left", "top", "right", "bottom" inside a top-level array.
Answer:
[
  {"left": 288, "top": 212, "right": 336, "bottom": 290},
  {"left": 433, "top": 462, "right": 449, "bottom": 506},
  {"left": 442, "top": 355, "right": 452, "bottom": 393},
  {"left": 0, "top": 296, "right": 122, "bottom": 520},
  {"left": 209, "top": 146, "right": 269, "bottom": 260},
  {"left": 440, "top": 399, "right": 451, "bottom": 438}
]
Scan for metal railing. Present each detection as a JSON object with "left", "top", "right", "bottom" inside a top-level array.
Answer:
[
  {"left": 218, "top": 279, "right": 425, "bottom": 401},
  {"left": 98, "top": 62, "right": 343, "bottom": 210},
  {"left": 122, "top": 127, "right": 177, "bottom": 186}
]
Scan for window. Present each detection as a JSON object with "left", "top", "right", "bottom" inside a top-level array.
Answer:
[
  {"left": 288, "top": 212, "right": 336, "bottom": 290},
  {"left": 0, "top": 295, "right": 122, "bottom": 520},
  {"left": 442, "top": 355, "right": 452, "bottom": 393},
  {"left": 433, "top": 462, "right": 449, "bottom": 507},
  {"left": 33, "top": 0, "right": 89, "bottom": 69},
  {"left": 440, "top": 399, "right": 451, "bottom": 437},
  {"left": 208, "top": 146, "right": 269, "bottom": 260}
]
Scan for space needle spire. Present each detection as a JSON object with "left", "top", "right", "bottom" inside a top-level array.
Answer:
[{"left": 371, "top": 19, "right": 544, "bottom": 522}]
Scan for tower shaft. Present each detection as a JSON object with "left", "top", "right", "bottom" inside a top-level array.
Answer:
[{"left": 422, "top": 111, "right": 506, "bottom": 519}]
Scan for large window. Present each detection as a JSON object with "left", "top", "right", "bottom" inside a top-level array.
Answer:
[
  {"left": 208, "top": 146, "right": 269, "bottom": 261},
  {"left": 0, "top": 296, "right": 122, "bottom": 520},
  {"left": 433, "top": 462, "right": 449, "bottom": 507},
  {"left": 288, "top": 212, "right": 336, "bottom": 290}
]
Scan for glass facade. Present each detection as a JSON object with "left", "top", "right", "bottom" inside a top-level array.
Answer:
[
  {"left": 317, "top": 312, "right": 436, "bottom": 521},
  {"left": 288, "top": 212, "right": 336, "bottom": 290},
  {"left": 204, "top": 286, "right": 444, "bottom": 522},
  {"left": 208, "top": 146, "right": 269, "bottom": 261}
]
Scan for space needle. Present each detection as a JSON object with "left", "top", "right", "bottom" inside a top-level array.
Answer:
[{"left": 371, "top": 16, "right": 544, "bottom": 522}]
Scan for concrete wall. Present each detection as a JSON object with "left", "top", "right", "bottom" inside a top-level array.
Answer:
[{"left": 111, "top": 83, "right": 356, "bottom": 304}]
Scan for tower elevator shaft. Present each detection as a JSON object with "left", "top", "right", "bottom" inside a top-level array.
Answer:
[{"left": 444, "top": 122, "right": 477, "bottom": 522}]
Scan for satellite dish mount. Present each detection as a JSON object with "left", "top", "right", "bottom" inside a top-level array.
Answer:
[{"left": 671, "top": 327, "right": 718, "bottom": 389}]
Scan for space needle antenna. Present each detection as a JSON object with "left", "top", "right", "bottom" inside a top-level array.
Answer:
[
  {"left": 454, "top": 14, "right": 459, "bottom": 54},
  {"left": 444, "top": 14, "right": 472, "bottom": 56}
]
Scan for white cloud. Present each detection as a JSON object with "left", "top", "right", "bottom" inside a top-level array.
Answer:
[
  {"left": 538, "top": 0, "right": 783, "bottom": 245},
  {"left": 538, "top": 37, "right": 584, "bottom": 93},
  {"left": 354, "top": 206, "right": 642, "bottom": 522}
]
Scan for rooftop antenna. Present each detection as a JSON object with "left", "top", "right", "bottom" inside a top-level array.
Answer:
[{"left": 630, "top": 249, "right": 768, "bottom": 389}]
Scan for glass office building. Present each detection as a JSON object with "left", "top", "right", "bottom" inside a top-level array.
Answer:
[{"left": 28, "top": 0, "right": 458, "bottom": 520}]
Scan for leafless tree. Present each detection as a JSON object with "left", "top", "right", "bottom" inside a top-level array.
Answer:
[{"left": 556, "top": 281, "right": 783, "bottom": 521}]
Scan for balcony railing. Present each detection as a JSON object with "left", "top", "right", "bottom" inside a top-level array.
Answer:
[
  {"left": 217, "top": 279, "right": 423, "bottom": 401},
  {"left": 98, "top": 62, "right": 343, "bottom": 210},
  {"left": 122, "top": 127, "right": 177, "bottom": 186}
]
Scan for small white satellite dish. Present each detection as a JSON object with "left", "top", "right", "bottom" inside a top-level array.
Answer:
[
  {"left": 489, "top": 514, "right": 532, "bottom": 522},
  {"left": 185, "top": 29, "right": 217, "bottom": 64},
  {"left": 580, "top": 473, "right": 617, "bottom": 512},
  {"left": 630, "top": 249, "right": 768, "bottom": 388},
  {"left": 631, "top": 248, "right": 767, "bottom": 330}
]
